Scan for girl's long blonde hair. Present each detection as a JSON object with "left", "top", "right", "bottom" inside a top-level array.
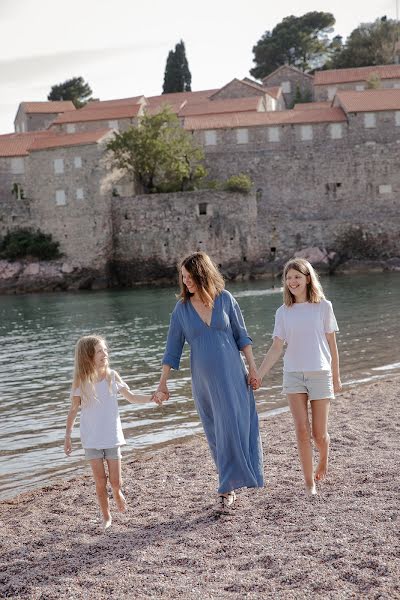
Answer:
[
  {"left": 282, "top": 258, "right": 325, "bottom": 307},
  {"left": 178, "top": 251, "right": 225, "bottom": 307},
  {"left": 71, "top": 335, "right": 111, "bottom": 405}
]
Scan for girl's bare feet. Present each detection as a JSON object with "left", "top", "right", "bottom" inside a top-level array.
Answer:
[
  {"left": 315, "top": 460, "right": 328, "bottom": 481},
  {"left": 305, "top": 482, "right": 317, "bottom": 496},
  {"left": 115, "top": 491, "right": 127, "bottom": 512},
  {"left": 103, "top": 515, "right": 112, "bottom": 530}
]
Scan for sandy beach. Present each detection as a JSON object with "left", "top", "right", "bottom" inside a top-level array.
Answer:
[{"left": 1, "top": 376, "right": 399, "bottom": 599}]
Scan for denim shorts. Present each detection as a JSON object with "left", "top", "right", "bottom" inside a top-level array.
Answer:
[
  {"left": 283, "top": 371, "right": 334, "bottom": 401},
  {"left": 84, "top": 447, "right": 122, "bottom": 460}
]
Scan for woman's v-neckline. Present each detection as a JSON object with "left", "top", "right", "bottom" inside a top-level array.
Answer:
[{"left": 189, "top": 297, "right": 216, "bottom": 327}]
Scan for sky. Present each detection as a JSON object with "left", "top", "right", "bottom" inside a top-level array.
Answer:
[{"left": 0, "top": 0, "right": 397, "bottom": 134}]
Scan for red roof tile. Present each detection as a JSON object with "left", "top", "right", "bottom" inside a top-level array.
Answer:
[
  {"left": 294, "top": 101, "right": 332, "bottom": 110},
  {"left": 314, "top": 64, "right": 400, "bottom": 85},
  {"left": 0, "top": 131, "right": 50, "bottom": 157},
  {"left": 178, "top": 97, "right": 264, "bottom": 117},
  {"left": 80, "top": 96, "right": 144, "bottom": 110},
  {"left": 147, "top": 89, "right": 218, "bottom": 104},
  {"left": 184, "top": 107, "right": 346, "bottom": 130},
  {"left": 335, "top": 89, "right": 400, "bottom": 112},
  {"left": 29, "top": 129, "right": 112, "bottom": 151},
  {"left": 53, "top": 105, "right": 142, "bottom": 124},
  {"left": 18, "top": 101, "right": 76, "bottom": 114}
]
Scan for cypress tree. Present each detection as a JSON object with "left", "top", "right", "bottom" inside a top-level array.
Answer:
[{"left": 162, "top": 40, "right": 192, "bottom": 94}]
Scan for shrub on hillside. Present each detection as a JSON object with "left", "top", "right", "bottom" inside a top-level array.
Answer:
[
  {"left": 0, "top": 229, "right": 62, "bottom": 261},
  {"left": 223, "top": 174, "right": 253, "bottom": 194},
  {"left": 334, "top": 226, "right": 396, "bottom": 261}
]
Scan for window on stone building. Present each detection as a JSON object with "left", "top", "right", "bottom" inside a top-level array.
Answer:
[
  {"left": 330, "top": 123, "right": 343, "bottom": 139},
  {"left": 74, "top": 156, "right": 82, "bottom": 168},
  {"left": 198, "top": 202, "right": 208, "bottom": 215},
  {"left": 204, "top": 130, "right": 217, "bottom": 145},
  {"left": 282, "top": 81, "right": 291, "bottom": 93},
  {"left": 236, "top": 128, "right": 249, "bottom": 144},
  {"left": 394, "top": 83, "right": 400, "bottom": 89},
  {"left": 268, "top": 127, "right": 280, "bottom": 142},
  {"left": 395, "top": 111, "right": 400, "bottom": 126},
  {"left": 54, "top": 158, "right": 64, "bottom": 174},
  {"left": 379, "top": 184, "right": 392, "bottom": 194},
  {"left": 300, "top": 125, "right": 313, "bottom": 141},
  {"left": 66, "top": 123, "right": 76, "bottom": 133},
  {"left": 364, "top": 113, "right": 376, "bottom": 128},
  {"left": 21, "top": 122, "right": 26, "bottom": 132},
  {"left": 11, "top": 157, "right": 25, "bottom": 174},
  {"left": 327, "top": 86, "right": 337, "bottom": 100},
  {"left": 15, "top": 124, "right": 20, "bottom": 133},
  {"left": 355, "top": 85, "right": 365, "bottom": 91},
  {"left": 76, "top": 188, "right": 84, "bottom": 200},
  {"left": 55, "top": 190, "right": 66, "bottom": 205},
  {"left": 108, "top": 120, "right": 119, "bottom": 130}
]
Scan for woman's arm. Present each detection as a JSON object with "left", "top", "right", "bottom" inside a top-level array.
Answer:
[
  {"left": 257, "top": 337, "right": 285, "bottom": 382},
  {"left": 241, "top": 344, "right": 258, "bottom": 386},
  {"left": 64, "top": 396, "right": 81, "bottom": 455},
  {"left": 326, "top": 332, "right": 342, "bottom": 392},
  {"left": 156, "top": 364, "right": 171, "bottom": 398}
]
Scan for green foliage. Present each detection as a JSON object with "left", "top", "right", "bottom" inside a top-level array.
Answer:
[
  {"left": 162, "top": 40, "right": 192, "bottom": 94},
  {"left": 292, "top": 84, "right": 312, "bottom": 107},
  {"left": 335, "top": 226, "right": 395, "bottom": 261},
  {"left": 106, "top": 107, "right": 206, "bottom": 193},
  {"left": 223, "top": 174, "right": 253, "bottom": 194},
  {"left": 48, "top": 76, "right": 93, "bottom": 108},
  {"left": 327, "top": 18, "right": 400, "bottom": 69},
  {"left": 250, "top": 11, "right": 335, "bottom": 79},
  {"left": 366, "top": 73, "right": 381, "bottom": 89},
  {"left": 0, "top": 229, "right": 62, "bottom": 261}
]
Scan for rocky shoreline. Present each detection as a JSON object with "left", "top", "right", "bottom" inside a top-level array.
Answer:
[
  {"left": 1, "top": 376, "right": 399, "bottom": 599},
  {"left": 1, "top": 252, "right": 400, "bottom": 294}
]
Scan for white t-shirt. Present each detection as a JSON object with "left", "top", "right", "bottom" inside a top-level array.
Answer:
[
  {"left": 73, "top": 370, "right": 129, "bottom": 449},
  {"left": 273, "top": 299, "right": 339, "bottom": 372}
]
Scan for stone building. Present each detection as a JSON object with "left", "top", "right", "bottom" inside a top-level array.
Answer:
[
  {"left": 14, "top": 101, "right": 76, "bottom": 133},
  {"left": 262, "top": 65, "right": 314, "bottom": 108},
  {"left": 313, "top": 64, "right": 400, "bottom": 101}
]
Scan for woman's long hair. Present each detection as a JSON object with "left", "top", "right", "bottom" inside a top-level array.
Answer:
[
  {"left": 71, "top": 334, "right": 111, "bottom": 405},
  {"left": 282, "top": 258, "right": 325, "bottom": 307},
  {"left": 178, "top": 252, "right": 225, "bottom": 306}
]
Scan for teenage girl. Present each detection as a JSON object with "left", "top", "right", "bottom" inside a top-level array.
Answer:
[
  {"left": 254, "top": 259, "right": 341, "bottom": 495},
  {"left": 64, "top": 334, "right": 165, "bottom": 529}
]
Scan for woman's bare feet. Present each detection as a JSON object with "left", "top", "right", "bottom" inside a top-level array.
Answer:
[
  {"left": 103, "top": 515, "right": 112, "bottom": 530},
  {"left": 217, "top": 491, "right": 237, "bottom": 512},
  {"left": 305, "top": 482, "right": 317, "bottom": 496}
]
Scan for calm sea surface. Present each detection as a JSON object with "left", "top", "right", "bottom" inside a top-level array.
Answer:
[{"left": 1, "top": 273, "right": 399, "bottom": 500}]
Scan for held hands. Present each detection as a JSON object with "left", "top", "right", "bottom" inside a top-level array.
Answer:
[
  {"left": 151, "top": 382, "right": 170, "bottom": 405},
  {"left": 248, "top": 367, "right": 262, "bottom": 391}
]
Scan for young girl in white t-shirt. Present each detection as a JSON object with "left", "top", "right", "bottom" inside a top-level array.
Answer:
[
  {"left": 254, "top": 258, "right": 342, "bottom": 495},
  {"left": 64, "top": 334, "right": 166, "bottom": 530}
]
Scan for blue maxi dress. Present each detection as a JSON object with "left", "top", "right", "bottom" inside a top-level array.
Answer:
[{"left": 163, "top": 289, "right": 264, "bottom": 493}]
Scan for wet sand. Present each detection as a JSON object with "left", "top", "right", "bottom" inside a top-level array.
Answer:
[{"left": 1, "top": 376, "right": 399, "bottom": 599}]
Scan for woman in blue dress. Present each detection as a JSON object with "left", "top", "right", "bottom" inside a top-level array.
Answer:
[{"left": 156, "top": 252, "right": 264, "bottom": 511}]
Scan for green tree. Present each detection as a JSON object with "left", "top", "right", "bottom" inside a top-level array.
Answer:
[
  {"left": 250, "top": 11, "right": 335, "bottom": 79},
  {"left": 328, "top": 17, "right": 400, "bottom": 69},
  {"left": 106, "top": 108, "right": 206, "bottom": 193},
  {"left": 47, "top": 76, "right": 93, "bottom": 108},
  {"left": 0, "top": 229, "right": 61, "bottom": 261},
  {"left": 162, "top": 40, "right": 192, "bottom": 94}
]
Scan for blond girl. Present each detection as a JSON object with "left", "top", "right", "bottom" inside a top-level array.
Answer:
[
  {"left": 254, "top": 259, "right": 341, "bottom": 495},
  {"left": 64, "top": 335, "right": 165, "bottom": 530}
]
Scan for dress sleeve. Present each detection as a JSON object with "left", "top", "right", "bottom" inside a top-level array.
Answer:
[
  {"left": 229, "top": 293, "right": 253, "bottom": 350},
  {"left": 324, "top": 300, "right": 339, "bottom": 333},
  {"left": 113, "top": 371, "right": 130, "bottom": 393},
  {"left": 272, "top": 307, "right": 286, "bottom": 341},
  {"left": 72, "top": 387, "right": 81, "bottom": 397},
  {"left": 162, "top": 305, "right": 185, "bottom": 370}
]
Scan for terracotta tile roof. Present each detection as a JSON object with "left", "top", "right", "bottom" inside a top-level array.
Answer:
[
  {"left": 18, "top": 101, "right": 76, "bottom": 114},
  {"left": 0, "top": 131, "right": 50, "bottom": 157},
  {"left": 264, "top": 86, "right": 282, "bottom": 99},
  {"left": 178, "top": 97, "right": 264, "bottom": 117},
  {"left": 29, "top": 129, "right": 112, "bottom": 151},
  {"left": 146, "top": 89, "right": 218, "bottom": 114},
  {"left": 314, "top": 64, "right": 400, "bottom": 85},
  {"left": 145, "top": 99, "right": 188, "bottom": 115},
  {"left": 335, "top": 89, "right": 400, "bottom": 112},
  {"left": 184, "top": 107, "right": 346, "bottom": 130},
  {"left": 294, "top": 101, "right": 332, "bottom": 110},
  {"left": 52, "top": 104, "right": 142, "bottom": 124},
  {"left": 80, "top": 96, "right": 145, "bottom": 110}
]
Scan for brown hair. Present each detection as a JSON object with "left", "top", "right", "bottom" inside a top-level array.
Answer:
[
  {"left": 178, "top": 252, "right": 225, "bottom": 306},
  {"left": 282, "top": 258, "right": 325, "bottom": 307},
  {"left": 71, "top": 334, "right": 111, "bottom": 405}
]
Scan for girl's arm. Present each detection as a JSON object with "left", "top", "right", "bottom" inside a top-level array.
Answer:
[
  {"left": 257, "top": 337, "right": 285, "bottom": 382},
  {"left": 326, "top": 332, "right": 342, "bottom": 392},
  {"left": 114, "top": 371, "right": 166, "bottom": 405},
  {"left": 64, "top": 396, "right": 81, "bottom": 455}
]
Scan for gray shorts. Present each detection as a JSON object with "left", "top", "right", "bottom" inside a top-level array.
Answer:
[
  {"left": 84, "top": 447, "right": 122, "bottom": 460},
  {"left": 283, "top": 371, "right": 334, "bottom": 401}
]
